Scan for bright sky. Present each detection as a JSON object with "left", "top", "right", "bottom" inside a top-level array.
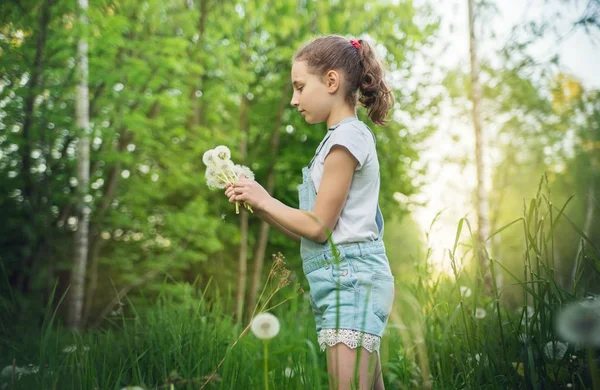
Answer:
[{"left": 411, "top": 0, "right": 600, "bottom": 274}]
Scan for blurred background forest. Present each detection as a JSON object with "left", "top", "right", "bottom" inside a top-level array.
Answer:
[{"left": 1, "top": 0, "right": 599, "bottom": 333}]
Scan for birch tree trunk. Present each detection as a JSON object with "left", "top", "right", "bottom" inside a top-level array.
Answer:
[
  {"left": 247, "top": 86, "right": 289, "bottom": 314},
  {"left": 67, "top": 0, "right": 90, "bottom": 330},
  {"left": 468, "top": 0, "right": 493, "bottom": 292}
]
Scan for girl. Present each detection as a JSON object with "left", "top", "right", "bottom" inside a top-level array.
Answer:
[{"left": 225, "top": 35, "right": 395, "bottom": 390}]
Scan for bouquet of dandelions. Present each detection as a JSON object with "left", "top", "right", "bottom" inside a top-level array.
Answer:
[{"left": 203, "top": 145, "right": 254, "bottom": 214}]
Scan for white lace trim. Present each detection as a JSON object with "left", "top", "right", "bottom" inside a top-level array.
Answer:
[{"left": 317, "top": 329, "right": 381, "bottom": 353}]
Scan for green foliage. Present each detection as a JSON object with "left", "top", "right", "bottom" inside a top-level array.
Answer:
[{"left": 0, "top": 0, "right": 441, "bottom": 325}]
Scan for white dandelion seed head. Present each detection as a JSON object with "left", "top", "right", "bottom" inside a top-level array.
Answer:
[
  {"left": 543, "top": 341, "right": 568, "bottom": 361},
  {"left": 518, "top": 333, "right": 530, "bottom": 344},
  {"left": 22, "top": 365, "right": 39, "bottom": 375},
  {"left": 215, "top": 157, "right": 235, "bottom": 171},
  {"left": 1, "top": 366, "right": 21, "bottom": 379},
  {"left": 250, "top": 312, "right": 280, "bottom": 340},
  {"left": 580, "top": 298, "right": 600, "bottom": 309},
  {"left": 460, "top": 286, "right": 472, "bottom": 298},
  {"left": 0, "top": 365, "right": 38, "bottom": 380},
  {"left": 556, "top": 299, "right": 600, "bottom": 347},
  {"left": 284, "top": 367, "right": 294, "bottom": 378},
  {"left": 467, "top": 353, "right": 483, "bottom": 365},
  {"left": 525, "top": 306, "right": 535, "bottom": 318},
  {"left": 205, "top": 166, "right": 226, "bottom": 189},
  {"left": 214, "top": 145, "right": 231, "bottom": 161},
  {"left": 233, "top": 164, "right": 255, "bottom": 181},
  {"left": 62, "top": 345, "right": 77, "bottom": 353},
  {"left": 475, "top": 308, "right": 486, "bottom": 319},
  {"left": 202, "top": 149, "right": 216, "bottom": 166}
]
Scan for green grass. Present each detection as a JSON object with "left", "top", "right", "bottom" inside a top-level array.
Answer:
[{"left": 2, "top": 176, "right": 599, "bottom": 389}]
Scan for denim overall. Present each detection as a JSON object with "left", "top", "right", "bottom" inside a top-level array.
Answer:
[{"left": 297, "top": 117, "right": 395, "bottom": 340}]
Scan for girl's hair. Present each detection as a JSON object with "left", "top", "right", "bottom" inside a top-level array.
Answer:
[{"left": 294, "top": 35, "right": 394, "bottom": 125}]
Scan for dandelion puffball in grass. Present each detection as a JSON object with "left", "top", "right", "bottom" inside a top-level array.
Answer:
[
  {"left": 518, "top": 334, "right": 528, "bottom": 344},
  {"left": 250, "top": 312, "right": 280, "bottom": 340},
  {"left": 543, "top": 341, "right": 568, "bottom": 360},
  {"left": 525, "top": 306, "right": 535, "bottom": 318},
  {"left": 475, "top": 307, "right": 486, "bottom": 319},
  {"left": 62, "top": 345, "right": 77, "bottom": 353},
  {"left": 0, "top": 365, "right": 38, "bottom": 380},
  {"left": 459, "top": 286, "right": 472, "bottom": 298},
  {"left": 555, "top": 298, "right": 600, "bottom": 347}
]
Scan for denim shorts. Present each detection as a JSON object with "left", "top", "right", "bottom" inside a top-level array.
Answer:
[{"left": 302, "top": 241, "right": 395, "bottom": 337}]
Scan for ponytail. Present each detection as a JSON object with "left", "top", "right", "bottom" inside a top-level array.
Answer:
[{"left": 356, "top": 39, "right": 394, "bottom": 125}]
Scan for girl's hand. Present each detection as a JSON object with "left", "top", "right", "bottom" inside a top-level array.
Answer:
[{"left": 225, "top": 175, "right": 271, "bottom": 212}]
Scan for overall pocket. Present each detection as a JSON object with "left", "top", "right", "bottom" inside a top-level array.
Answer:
[{"left": 372, "top": 273, "right": 395, "bottom": 322}]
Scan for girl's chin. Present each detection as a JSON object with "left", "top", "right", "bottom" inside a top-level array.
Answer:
[{"left": 304, "top": 115, "right": 323, "bottom": 125}]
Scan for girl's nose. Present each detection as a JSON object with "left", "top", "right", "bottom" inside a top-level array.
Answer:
[{"left": 290, "top": 94, "right": 298, "bottom": 107}]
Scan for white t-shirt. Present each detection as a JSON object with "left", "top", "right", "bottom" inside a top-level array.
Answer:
[{"left": 310, "top": 118, "right": 381, "bottom": 244}]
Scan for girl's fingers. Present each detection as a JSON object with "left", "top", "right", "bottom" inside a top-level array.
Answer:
[{"left": 225, "top": 186, "right": 246, "bottom": 202}]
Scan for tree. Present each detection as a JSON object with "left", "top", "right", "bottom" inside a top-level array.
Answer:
[
  {"left": 66, "top": 0, "right": 91, "bottom": 330},
  {"left": 467, "top": 0, "right": 493, "bottom": 291}
]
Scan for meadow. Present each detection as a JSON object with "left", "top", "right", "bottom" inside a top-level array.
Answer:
[{"left": 2, "top": 180, "right": 599, "bottom": 390}]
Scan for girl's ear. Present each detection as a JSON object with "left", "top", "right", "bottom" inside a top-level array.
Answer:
[{"left": 325, "top": 70, "right": 340, "bottom": 93}]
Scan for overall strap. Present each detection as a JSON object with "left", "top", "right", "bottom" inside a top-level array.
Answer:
[
  {"left": 307, "top": 117, "right": 359, "bottom": 169},
  {"left": 307, "top": 132, "right": 333, "bottom": 169}
]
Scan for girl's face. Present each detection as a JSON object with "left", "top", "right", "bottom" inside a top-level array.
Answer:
[{"left": 290, "top": 61, "right": 335, "bottom": 125}]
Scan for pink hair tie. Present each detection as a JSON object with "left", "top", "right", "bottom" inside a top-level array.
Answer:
[{"left": 350, "top": 39, "right": 360, "bottom": 49}]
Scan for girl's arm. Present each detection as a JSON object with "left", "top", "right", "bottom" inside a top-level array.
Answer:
[
  {"left": 228, "top": 145, "right": 357, "bottom": 243},
  {"left": 254, "top": 208, "right": 301, "bottom": 243}
]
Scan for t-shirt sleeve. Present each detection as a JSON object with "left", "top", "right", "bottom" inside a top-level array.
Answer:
[{"left": 319, "top": 124, "right": 371, "bottom": 170}]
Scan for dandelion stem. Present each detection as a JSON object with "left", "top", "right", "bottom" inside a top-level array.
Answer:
[
  {"left": 226, "top": 166, "right": 239, "bottom": 182},
  {"left": 214, "top": 162, "right": 235, "bottom": 185},
  {"left": 588, "top": 348, "right": 600, "bottom": 389},
  {"left": 264, "top": 340, "right": 269, "bottom": 390},
  {"left": 216, "top": 173, "right": 230, "bottom": 184},
  {"left": 200, "top": 260, "right": 281, "bottom": 390}
]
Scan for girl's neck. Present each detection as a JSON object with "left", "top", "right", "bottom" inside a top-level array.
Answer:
[{"left": 326, "top": 106, "right": 357, "bottom": 129}]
